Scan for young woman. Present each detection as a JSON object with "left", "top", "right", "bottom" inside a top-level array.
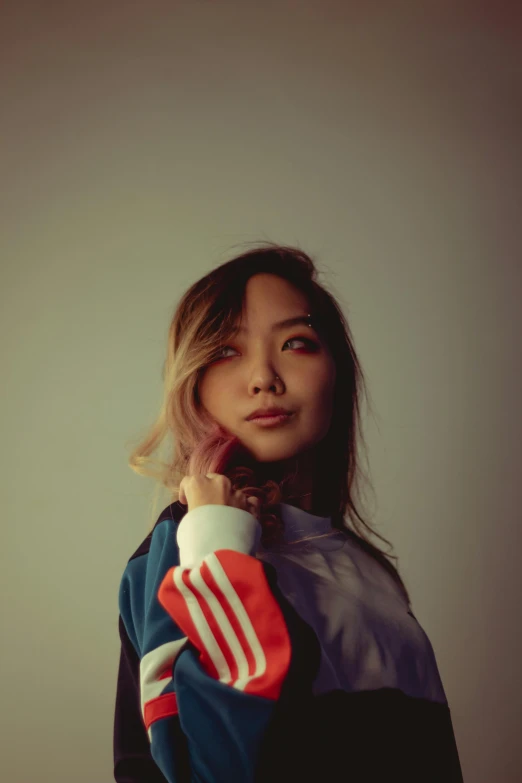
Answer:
[{"left": 113, "top": 243, "right": 463, "bottom": 782}]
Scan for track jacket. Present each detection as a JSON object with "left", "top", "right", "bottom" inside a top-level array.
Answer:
[{"left": 113, "top": 500, "right": 463, "bottom": 782}]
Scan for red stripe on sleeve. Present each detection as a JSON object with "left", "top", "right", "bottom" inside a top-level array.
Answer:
[
  {"left": 211, "top": 550, "right": 292, "bottom": 700},
  {"left": 157, "top": 567, "right": 220, "bottom": 680},
  {"left": 157, "top": 550, "right": 292, "bottom": 701},
  {"left": 180, "top": 569, "right": 238, "bottom": 682},
  {"left": 143, "top": 691, "right": 178, "bottom": 731},
  {"left": 199, "top": 559, "right": 257, "bottom": 679}
]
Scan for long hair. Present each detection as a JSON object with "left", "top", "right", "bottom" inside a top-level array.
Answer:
[{"left": 127, "top": 241, "right": 411, "bottom": 605}]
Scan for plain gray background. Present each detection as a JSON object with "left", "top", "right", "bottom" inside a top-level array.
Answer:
[{"left": 1, "top": 2, "right": 521, "bottom": 781}]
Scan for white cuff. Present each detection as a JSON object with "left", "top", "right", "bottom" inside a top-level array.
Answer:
[{"left": 176, "top": 504, "right": 262, "bottom": 569}]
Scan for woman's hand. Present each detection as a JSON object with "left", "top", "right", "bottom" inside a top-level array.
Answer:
[{"left": 178, "top": 473, "right": 261, "bottom": 521}]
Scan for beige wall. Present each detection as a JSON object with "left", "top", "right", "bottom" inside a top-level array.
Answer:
[{"left": 1, "top": 2, "right": 521, "bottom": 781}]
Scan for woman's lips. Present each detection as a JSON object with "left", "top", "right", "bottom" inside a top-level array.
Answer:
[{"left": 248, "top": 413, "right": 294, "bottom": 427}]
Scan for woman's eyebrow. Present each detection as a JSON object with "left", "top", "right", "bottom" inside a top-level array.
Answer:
[{"left": 236, "top": 315, "right": 314, "bottom": 335}]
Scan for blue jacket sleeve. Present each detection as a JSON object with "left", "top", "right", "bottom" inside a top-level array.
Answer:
[
  {"left": 113, "top": 613, "right": 181, "bottom": 782},
  {"left": 115, "top": 505, "right": 320, "bottom": 783}
]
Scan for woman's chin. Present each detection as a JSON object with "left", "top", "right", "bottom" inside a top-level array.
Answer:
[{"left": 243, "top": 443, "right": 301, "bottom": 464}]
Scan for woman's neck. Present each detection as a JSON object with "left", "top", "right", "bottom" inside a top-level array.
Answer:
[{"left": 268, "top": 448, "right": 332, "bottom": 516}]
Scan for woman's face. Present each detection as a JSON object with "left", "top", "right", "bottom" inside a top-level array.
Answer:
[{"left": 198, "top": 273, "right": 337, "bottom": 464}]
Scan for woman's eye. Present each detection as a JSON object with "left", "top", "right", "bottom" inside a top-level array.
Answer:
[
  {"left": 216, "top": 346, "right": 236, "bottom": 359},
  {"left": 215, "top": 336, "right": 318, "bottom": 360},
  {"left": 284, "top": 336, "right": 317, "bottom": 350}
]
